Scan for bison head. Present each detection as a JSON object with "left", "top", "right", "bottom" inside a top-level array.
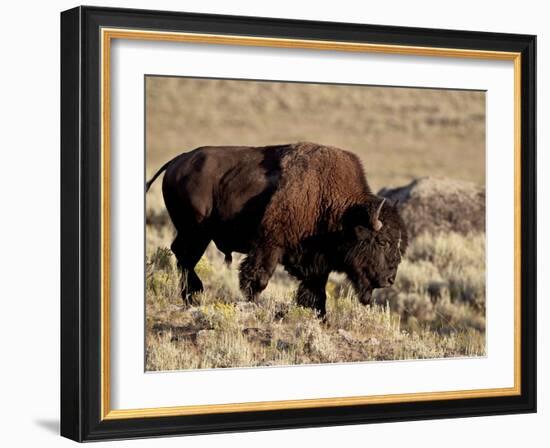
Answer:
[{"left": 340, "top": 197, "right": 408, "bottom": 305}]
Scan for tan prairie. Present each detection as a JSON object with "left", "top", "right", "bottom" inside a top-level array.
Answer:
[
  {"left": 144, "top": 77, "right": 486, "bottom": 371},
  {"left": 146, "top": 78, "right": 485, "bottom": 185}
]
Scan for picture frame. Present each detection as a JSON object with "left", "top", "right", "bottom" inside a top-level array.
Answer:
[{"left": 60, "top": 5, "right": 536, "bottom": 442}]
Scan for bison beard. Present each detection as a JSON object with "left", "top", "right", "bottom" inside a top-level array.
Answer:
[{"left": 147, "top": 142, "right": 408, "bottom": 317}]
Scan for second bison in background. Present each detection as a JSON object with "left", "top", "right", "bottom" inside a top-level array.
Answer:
[{"left": 146, "top": 142, "right": 408, "bottom": 317}]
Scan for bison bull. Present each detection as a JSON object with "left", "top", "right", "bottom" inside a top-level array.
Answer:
[{"left": 146, "top": 142, "right": 408, "bottom": 317}]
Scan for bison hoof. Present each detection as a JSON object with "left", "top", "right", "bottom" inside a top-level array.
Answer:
[
  {"left": 241, "top": 287, "right": 260, "bottom": 303},
  {"left": 239, "top": 277, "right": 265, "bottom": 303},
  {"left": 180, "top": 290, "right": 201, "bottom": 306},
  {"left": 180, "top": 296, "right": 193, "bottom": 307}
]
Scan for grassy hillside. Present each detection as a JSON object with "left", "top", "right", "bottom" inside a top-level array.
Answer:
[{"left": 146, "top": 78, "right": 485, "bottom": 187}]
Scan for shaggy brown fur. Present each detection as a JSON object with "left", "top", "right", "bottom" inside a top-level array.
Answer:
[
  {"left": 260, "top": 142, "right": 371, "bottom": 246},
  {"left": 146, "top": 142, "right": 408, "bottom": 316}
]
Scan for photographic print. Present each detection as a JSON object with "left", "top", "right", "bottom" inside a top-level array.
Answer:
[
  {"left": 61, "top": 7, "right": 536, "bottom": 440},
  {"left": 144, "top": 76, "right": 486, "bottom": 371}
]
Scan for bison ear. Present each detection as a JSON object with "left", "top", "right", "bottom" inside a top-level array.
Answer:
[{"left": 354, "top": 225, "right": 370, "bottom": 240}]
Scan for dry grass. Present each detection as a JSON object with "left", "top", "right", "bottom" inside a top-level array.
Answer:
[{"left": 145, "top": 226, "right": 485, "bottom": 371}]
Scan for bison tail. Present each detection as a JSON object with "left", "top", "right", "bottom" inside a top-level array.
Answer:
[{"left": 145, "top": 160, "right": 172, "bottom": 193}]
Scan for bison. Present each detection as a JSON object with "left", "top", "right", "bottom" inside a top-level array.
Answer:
[{"left": 146, "top": 142, "right": 408, "bottom": 317}]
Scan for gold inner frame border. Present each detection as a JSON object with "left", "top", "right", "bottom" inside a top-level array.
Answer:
[{"left": 99, "top": 27, "right": 522, "bottom": 421}]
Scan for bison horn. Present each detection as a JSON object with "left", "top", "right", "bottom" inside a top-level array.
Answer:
[{"left": 372, "top": 198, "right": 385, "bottom": 231}]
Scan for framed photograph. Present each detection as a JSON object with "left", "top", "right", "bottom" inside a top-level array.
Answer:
[{"left": 60, "top": 6, "right": 536, "bottom": 442}]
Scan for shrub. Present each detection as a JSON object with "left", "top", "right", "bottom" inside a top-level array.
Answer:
[{"left": 145, "top": 230, "right": 486, "bottom": 370}]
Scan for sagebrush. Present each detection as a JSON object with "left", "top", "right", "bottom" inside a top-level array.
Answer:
[{"left": 145, "top": 225, "right": 485, "bottom": 371}]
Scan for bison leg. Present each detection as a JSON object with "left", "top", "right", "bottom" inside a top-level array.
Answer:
[
  {"left": 170, "top": 232, "right": 210, "bottom": 304},
  {"left": 296, "top": 273, "right": 329, "bottom": 318},
  {"left": 239, "top": 246, "right": 283, "bottom": 302}
]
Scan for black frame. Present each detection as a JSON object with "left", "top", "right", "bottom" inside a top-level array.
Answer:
[{"left": 61, "top": 5, "right": 536, "bottom": 442}]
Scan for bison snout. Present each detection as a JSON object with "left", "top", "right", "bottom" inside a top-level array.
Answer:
[{"left": 376, "top": 273, "right": 396, "bottom": 288}]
